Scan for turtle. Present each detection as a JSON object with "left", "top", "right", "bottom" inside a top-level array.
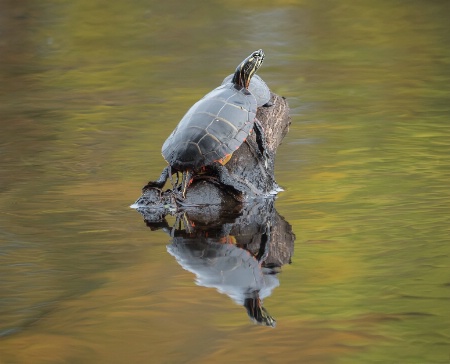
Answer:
[
  {"left": 143, "top": 49, "right": 270, "bottom": 198},
  {"left": 221, "top": 74, "right": 272, "bottom": 108}
]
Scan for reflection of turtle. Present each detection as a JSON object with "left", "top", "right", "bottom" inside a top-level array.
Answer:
[
  {"left": 143, "top": 49, "right": 269, "bottom": 198},
  {"left": 136, "top": 197, "right": 296, "bottom": 327},
  {"left": 167, "top": 238, "right": 277, "bottom": 327}
]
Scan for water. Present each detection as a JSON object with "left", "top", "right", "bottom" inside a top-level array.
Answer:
[{"left": 1, "top": 1, "right": 449, "bottom": 363}]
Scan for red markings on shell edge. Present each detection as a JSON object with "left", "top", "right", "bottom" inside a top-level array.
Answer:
[{"left": 214, "top": 153, "right": 232, "bottom": 166}]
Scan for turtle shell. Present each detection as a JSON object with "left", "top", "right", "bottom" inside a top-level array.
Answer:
[
  {"left": 162, "top": 83, "right": 257, "bottom": 171},
  {"left": 222, "top": 74, "right": 271, "bottom": 107}
]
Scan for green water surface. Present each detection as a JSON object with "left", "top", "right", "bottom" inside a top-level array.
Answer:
[{"left": 0, "top": 1, "right": 449, "bottom": 363}]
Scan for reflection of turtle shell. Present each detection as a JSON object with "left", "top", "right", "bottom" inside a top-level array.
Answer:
[
  {"left": 222, "top": 74, "right": 271, "bottom": 107},
  {"left": 167, "top": 240, "right": 279, "bottom": 305}
]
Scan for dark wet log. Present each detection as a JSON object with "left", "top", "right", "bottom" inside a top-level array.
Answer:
[
  {"left": 134, "top": 92, "right": 290, "bottom": 208},
  {"left": 214, "top": 92, "right": 291, "bottom": 196}
]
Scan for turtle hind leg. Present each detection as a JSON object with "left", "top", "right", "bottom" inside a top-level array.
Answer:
[
  {"left": 142, "top": 166, "right": 171, "bottom": 192},
  {"left": 253, "top": 119, "right": 270, "bottom": 168},
  {"left": 180, "top": 170, "right": 193, "bottom": 198}
]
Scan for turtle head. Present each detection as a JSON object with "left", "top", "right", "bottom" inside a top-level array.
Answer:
[
  {"left": 232, "top": 49, "right": 265, "bottom": 89},
  {"left": 243, "top": 296, "right": 276, "bottom": 327}
]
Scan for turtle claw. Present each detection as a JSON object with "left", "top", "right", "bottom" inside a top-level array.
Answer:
[{"left": 263, "top": 150, "right": 270, "bottom": 169}]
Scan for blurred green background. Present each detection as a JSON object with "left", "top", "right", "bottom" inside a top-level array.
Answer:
[{"left": 0, "top": 0, "right": 449, "bottom": 363}]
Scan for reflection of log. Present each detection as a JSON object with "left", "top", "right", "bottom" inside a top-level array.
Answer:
[
  {"left": 230, "top": 204, "right": 295, "bottom": 268},
  {"left": 139, "top": 198, "right": 295, "bottom": 269},
  {"left": 135, "top": 92, "right": 290, "bottom": 207}
]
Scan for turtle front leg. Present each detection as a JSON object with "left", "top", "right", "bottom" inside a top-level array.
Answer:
[
  {"left": 253, "top": 119, "right": 270, "bottom": 168},
  {"left": 142, "top": 165, "right": 171, "bottom": 192}
]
